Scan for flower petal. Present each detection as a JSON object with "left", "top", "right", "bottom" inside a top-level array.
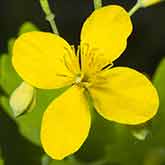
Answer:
[
  {"left": 81, "top": 5, "right": 132, "bottom": 63},
  {"left": 13, "top": 32, "right": 79, "bottom": 89},
  {"left": 89, "top": 67, "right": 159, "bottom": 125},
  {"left": 41, "top": 85, "right": 91, "bottom": 160}
]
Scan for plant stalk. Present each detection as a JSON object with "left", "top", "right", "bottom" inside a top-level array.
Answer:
[
  {"left": 93, "top": 0, "right": 102, "bottom": 9},
  {"left": 39, "top": 0, "right": 59, "bottom": 34}
]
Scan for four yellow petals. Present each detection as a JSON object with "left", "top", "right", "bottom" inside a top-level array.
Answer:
[{"left": 12, "top": 5, "right": 159, "bottom": 160}]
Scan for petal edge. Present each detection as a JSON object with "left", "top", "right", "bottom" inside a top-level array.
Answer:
[
  {"left": 41, "top": 85, "right": 91, "bottom": 160},
  {"left": 81, "top": 5, "right": 132, "bottom": 63},
  {"left": 13, "top": 32, "right": 78, "bottom": 89},
  {"left": 89, "top": 67, "right": 159, "bottom": 125}
]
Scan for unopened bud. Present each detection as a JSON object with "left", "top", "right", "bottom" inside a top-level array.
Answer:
[
  {"left": 9, "top": 82, "right": 36, "bottom": 117},
  {"left": 140, "top": 0, "right": 163, "bottom": 7},
  {"left": 131, "top": 127, "right": 149, "bottom": 140}
]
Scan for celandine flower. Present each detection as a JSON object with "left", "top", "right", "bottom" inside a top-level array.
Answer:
[{"left": 12, "top": 5, "right": 159, "bottom": 160}]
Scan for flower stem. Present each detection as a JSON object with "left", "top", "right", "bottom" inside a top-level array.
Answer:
[
  {"left": 129, "top": 1, "right": 141, "bottom": 16},
  {"left": 39, "top": 0, "right": 59, "bottom": 34},
  {"left": 93, "top": 0, "right": 102, "bottom": 9},
  {"left": 41, "top": 154, "right": 52, "bottom": 165}
]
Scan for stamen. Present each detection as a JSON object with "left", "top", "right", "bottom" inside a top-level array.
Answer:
[
  {"left": 101, "top": 63, "right": 114, "bottom": 71},
  {"left": 77, "top": 45, "right": 81, "bottom": 69},
  {"left": 80, "top": 43, "right": 90, "bottom": 72},
  {"left": 63, "top": 47, "right": 80, "bottom": 74},
  {"left": 76, "top": 43, "right": 114, "bottom": 88},
  {"left": 71, "top": 45, "right": 76, "bottom": 53}
]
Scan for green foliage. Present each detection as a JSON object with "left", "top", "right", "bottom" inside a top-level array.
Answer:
[
  {"left": 41, "top": 155, "right": 80, "bottom": 165},
  {"left": 0, "top": 159, "right": 4, "bottom": 165},
  {"left": 152, "top": 58, "right": 165, "bottom": 142},
  {"left": 0, "top": 149, "right": 3, "bottom": 165},
  {"left": 0, "top": 53, "right": 21, "bottom": 95}
]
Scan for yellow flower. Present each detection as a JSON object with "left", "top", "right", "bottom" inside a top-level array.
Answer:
[{"left": 12, "top": 5, "right": 159, "bottom": 160}]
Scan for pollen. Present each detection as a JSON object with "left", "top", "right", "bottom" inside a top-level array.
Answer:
[{"left": 75, "top": 74, "right": 82, "bottom": 84}]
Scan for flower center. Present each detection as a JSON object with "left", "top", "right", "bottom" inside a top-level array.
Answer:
[
  {"left": 74, "top": 73, "right": 91, "bottom": 88},
  {"left": 75, "top": 74, "right": 82, "bottom": 84},
  {"left": 71, "top": 44, "right": 113, "bottom": 88}
]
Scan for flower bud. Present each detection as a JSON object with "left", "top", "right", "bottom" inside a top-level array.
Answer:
[
  {"left": 9, "top": 82, "right": 35, "bottom": 117},
  {"left": 140, "top": 0, "right": 163, "bottom": 7},
  {"left": 131, "top": 127, "right": 149, "bottom": 140}
]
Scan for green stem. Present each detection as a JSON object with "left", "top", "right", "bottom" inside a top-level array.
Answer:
[
  {"left": 93, "top": 0, "right": 102, "bottom": 9},
  {"left": 41, "top": 154, "right": 52, "bottom": 165},
  {"left": 129, "top": 1, "right": 141, "bottom": 16},
  {"left": 39, "top": 0, "right": 59, "bottom": 34}
]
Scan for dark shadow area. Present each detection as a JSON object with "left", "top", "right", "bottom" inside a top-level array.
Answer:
[
  {"left": 0, "top": 105, "right": 43, "bottom": 165},
  {"left": 0, "top": 87, "right": 8, "bottom": 98}
]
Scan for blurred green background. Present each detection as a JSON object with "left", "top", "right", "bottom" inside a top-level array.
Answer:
[{"left": 0, "top": 0, "right": 165, "bottom": 165}]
